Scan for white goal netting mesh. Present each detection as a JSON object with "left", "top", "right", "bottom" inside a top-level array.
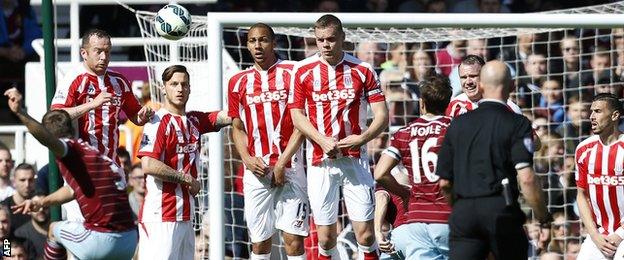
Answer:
[{"left": 133, "top": 1, "right": 624, "bottom": 259}]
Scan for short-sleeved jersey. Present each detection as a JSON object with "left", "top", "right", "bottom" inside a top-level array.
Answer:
[
  {"left": 51, "top": 67, "right": 142, "bottom": 163},
  {"left": 445, "top": 93, "right": 522, "bottom": 118},
  {"left": 137, "top": 109, "right": 219, "bottom": 222},
  {"left": 227, "top": 60, "right": 301, "bottom": 167},
  {"left": 289, "top": 53, "right": 385, "bottom": 166},
  {"left": 383, "top": 116, "right": 452, "bottom": 224},
  {"left": 575, "top": 134, "right": 624, "bottom": 235},
  {"left": 57, "top": 138, "right": 135, "bottom": 233}
]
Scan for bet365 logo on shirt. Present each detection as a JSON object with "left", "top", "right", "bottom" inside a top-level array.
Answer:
[
  {"left": 588, "top": 175, "right": 624, "bottom": 186},
  {"left": 312, "top": 89, "right": 355, "bottom": 102}
]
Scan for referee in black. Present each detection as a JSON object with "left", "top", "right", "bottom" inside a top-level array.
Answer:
[{"left": 436, "top": 60, "right": 549, "bottom": 259}]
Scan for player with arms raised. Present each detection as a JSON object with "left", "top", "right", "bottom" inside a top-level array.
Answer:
[
  {"left": 374, "top": 75, "right": 453, "bottom": 259},
  {"left": 575, "top": 93, "right": 624, "bottom": 259},
  {"left": 289, "top": 14, "right": 389, "bottom": 259},
  {"left": 228, "top": 23, "right": 308, "bottom": 260},
  {"left": 137, "top": 65, "right": 231, "bottom": 260}
]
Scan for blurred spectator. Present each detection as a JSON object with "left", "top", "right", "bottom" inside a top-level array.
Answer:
[
  {"left": 7, "top": 239, "right": 28, "bottom": 260},
  {"left": 367, "top": 130, "right": 389, "bottom": 168},
  {"left": 452, "top": 0, "right": 510, "bottom": 13},
  {"left": 548, "top": 211, "right": 579, "bottom": 254},
  {"left": 565, "top": 239, "right": 581, "bottom": 260},
  {"left": 539, "top": 251, "right": 563, "bottom": 260},
  {"left": 1, "top": 163, "right": 34, "bottom": 233},
  {"left": 303, "top": 38, "right": 319, "bottom": 58},
  {"left": 436, "top": 40, "right": 466, "bottom": 76},
  {"left": 127, "top": 163, "right": 144, "bottom": 222},
  {"left": 593, "top": 71, "right": 623, "bottom": 97},
  {"left": 555, "top": 97, "right": 591, "bottom": 155},
  {"left": 14, "top": 194, "right": 48, "bottom": 259},
  {"left": 450, "top": 38, "right": 489, "bottom": 96},
  {"left": 385, "top": 83, "right": 416, "bottom": 127},
  {"left": 613, "top": 28, "right": 624, "bottom": 79},
  {"left": 406, "top": 44, "right": 436, "bottom": 88},
  {"left": 559, "top": 35, "right": 584, "bottom": 92},
  {"left": 0, "top": 145, "right": 14, "bottom": 201},
  {"left": 533, "top": 116, "right": 549, "bottom": 138},
  {"left": 33, "top": 164, "right": 63, "bottom": 196},
  {"left": 397, "top": 0, "right": 424, "bottom": 12},
  {"left": 315, "top": 0, "right": 341, "bottom": 12},
  {"left": 356, "top": 42, "right": 385, "bottom": 71},
  {"left": 364, "top": 0, "right": 389, "bottom": 12},
  {"left": 537, "top": 79, "right": 565, "bottom": 125},
  {"left": 501, "top": 33, "right": 537, "bottom": 76},
  {"left": 195, "top": 233, "right": 208, "bottom": 260},
  {"left": 516, "top": 52, "right": 547, "bottom": 108},
  {"left": 580, "top": 45, "right": 617, "bottom": 92},
  {"left": 534, "top": 133, "right": 564, "bottom": 174},
  {"left": 426, "top": 0, "right": 447, "bottom": 12},
  {"left": 526, "top": 217, "right": 550, "bottom": 257},
  {"left": 0, "top": 0, "right": 41, "bottom": 117},
  {"left": 117, "top": 147, "right": 132, "bottom": 175},
  {"left": 380, "top": 43, "right": 406, "bottom": 71}
]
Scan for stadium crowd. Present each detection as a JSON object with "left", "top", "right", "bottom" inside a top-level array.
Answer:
[{"left": 0, "top": 1, "right": 623, "bottom": 260}]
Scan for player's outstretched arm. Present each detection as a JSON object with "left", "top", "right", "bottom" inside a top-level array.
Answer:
[
  {"left": 273, "top": 129, "right": 304, "bottom": 187},
  {"left": 374, "top": 154, "right": 409, "bottom": 202},
  {"left": 4, "top": 88, "right": 65, "bottom": 157},
  {"left": 373, "top": 191, "right": 395, "bottom": 254},
  {"left": 290, "top": 108, "right": 338, "bottom": 156},
  {"left": 128, "top": 105, "right": 154, "bottom": 126},
  {"left": 215, "top": 110, "right": 232, "bottom": 128},
  {"left": 577, "top": 188, "right": 618, "bottom": 257},
  {"left": 231, "top": 118, "right": 268, "bottom": 176},
  {"left": 59, "top": 91, "right": 112, "bottom": 120},
  {"left": 12, "top": 186, "right": 73, "bottom": 215},
  {"left": 141, "top": 156, "right": 200, "bottom": 195},
  {"left": 337, "top": 101, "right": 388, "bottom": 150}
]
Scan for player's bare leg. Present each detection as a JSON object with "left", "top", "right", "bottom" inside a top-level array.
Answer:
[
  {"left": 352, "top": 220, "right": 379, "bottom": 259},
  {"left": 316, "top": 224, "right": 339, "bottom": 259},
  {"left": 282, "top": 232, "right": 305, "bottom": 258},
  {"left": 250, "top": 239, "right": 272, "bottom": 259}
]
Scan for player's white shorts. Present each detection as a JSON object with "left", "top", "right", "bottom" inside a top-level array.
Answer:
[
  {"left": 138, "top": 221, "right": 194, "bottom": 260},
  {"left": 243, "top": 165, "right": 309, "bottom": 243},
  {"left": 578, "top": 236, "right": 624, "bottom": 260},
  {"left": 307, "top": 157, "right": 375, "bottom": 226}
]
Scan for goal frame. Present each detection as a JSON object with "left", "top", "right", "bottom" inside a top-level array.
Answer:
[{"left": 205, "top": 12, "right": 624, "bottom": 259}]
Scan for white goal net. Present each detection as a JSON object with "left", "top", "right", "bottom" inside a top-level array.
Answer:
[{"left": 133, "top": 2, "right": 624, "bottom": 259}]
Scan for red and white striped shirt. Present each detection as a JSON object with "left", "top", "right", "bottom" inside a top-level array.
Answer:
[
  {"left": 137, "top": 109, "right": 219, "bottom": 222},
  {"left": 227, "top": 60, "right": 300, "bottom": 167},
  {"left": 57, "top": 138, "right": 135, "bottom": 232},
  {"left": 289, "top": 53, "right": 385, "bottom": 166},
  {"left": 51, "top": 66, "right": 142, "bottom": 163},
  {"left": 445, "top": 93, "right": 522, "bottom": 118},
  {"left": 575, "top": 134, "right": 624, "bottom": 235},
  {"left": 383, "top": 116, "right": 452, "bottom": 224}
]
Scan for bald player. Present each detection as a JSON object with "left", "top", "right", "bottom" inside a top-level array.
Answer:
[{"left": 437, "top": 61, "right": 549, "bottom": 259}]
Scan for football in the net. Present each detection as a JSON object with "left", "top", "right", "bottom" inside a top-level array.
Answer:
[{"left": 154, "top": 4, "right": 191, "bottom": 40}]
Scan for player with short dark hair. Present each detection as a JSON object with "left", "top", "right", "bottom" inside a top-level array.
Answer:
[
  {"left": 374, "top": 75, "right": 453, "bottom": 259},
  {"left": 228, "top": 23, "right": 308, "bottom": 260},
  {"left": 575, "top": 93, "right": 624, "bottom": 259},
  {"left": 137, "top": 65, "right": 231, "bottom": 260}
]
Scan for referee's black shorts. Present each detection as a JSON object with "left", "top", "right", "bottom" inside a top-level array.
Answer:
[{"left": 448, "top": 196, "right": 528, "bottom": 260}]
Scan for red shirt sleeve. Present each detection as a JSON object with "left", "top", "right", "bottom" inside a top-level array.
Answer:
[
  {"left": 120, "top": 76, "right": 141, "bottom": 118},
  {"left": 51, "top": 76, "right": 80, "bottom": 109},
  {"left": 288, "top": 66, "right": 306, "bottom": 110},
  {"left": 199, "top": 111, "right": 220, "bottom": 133},
  {"left": 362, "top": 65, "right": 385, "bottom": 103},
  {"left": 575, "top": 146, "right": 588, "bottom": 189},
  {"left": 227, "top": 74, "right": 242, "bottom": 119},
  {"left": 137, "top": 117, "right": 166, "bottom": 160}
]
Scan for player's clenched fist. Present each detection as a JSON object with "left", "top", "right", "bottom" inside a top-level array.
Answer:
[{"left": 3, "top": 87, "right": 23, "bottom": 113}]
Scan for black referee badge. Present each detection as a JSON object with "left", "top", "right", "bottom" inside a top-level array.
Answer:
[{"left": 523, "top": 137, "right": 534, "bottom": 153}]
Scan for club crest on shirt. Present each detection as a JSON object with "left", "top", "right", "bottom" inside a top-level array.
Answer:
[
  {"left": 313, "top": 79, "right": 321, "bottom": 89},
  {"left": 175, "top": 130, "right": 185, "bottom": 143},
  {"left": 523, "top": 137, "right": 534, "bottom": 153},
  {"left": 616, "top": 165, "right": 623, "bottom": 175},
  {"left": 344, "top": 75, "right": 353, "bottom": 86},
  {"left": 87, "top": 83, "right": 96, "bottom": 95}
]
